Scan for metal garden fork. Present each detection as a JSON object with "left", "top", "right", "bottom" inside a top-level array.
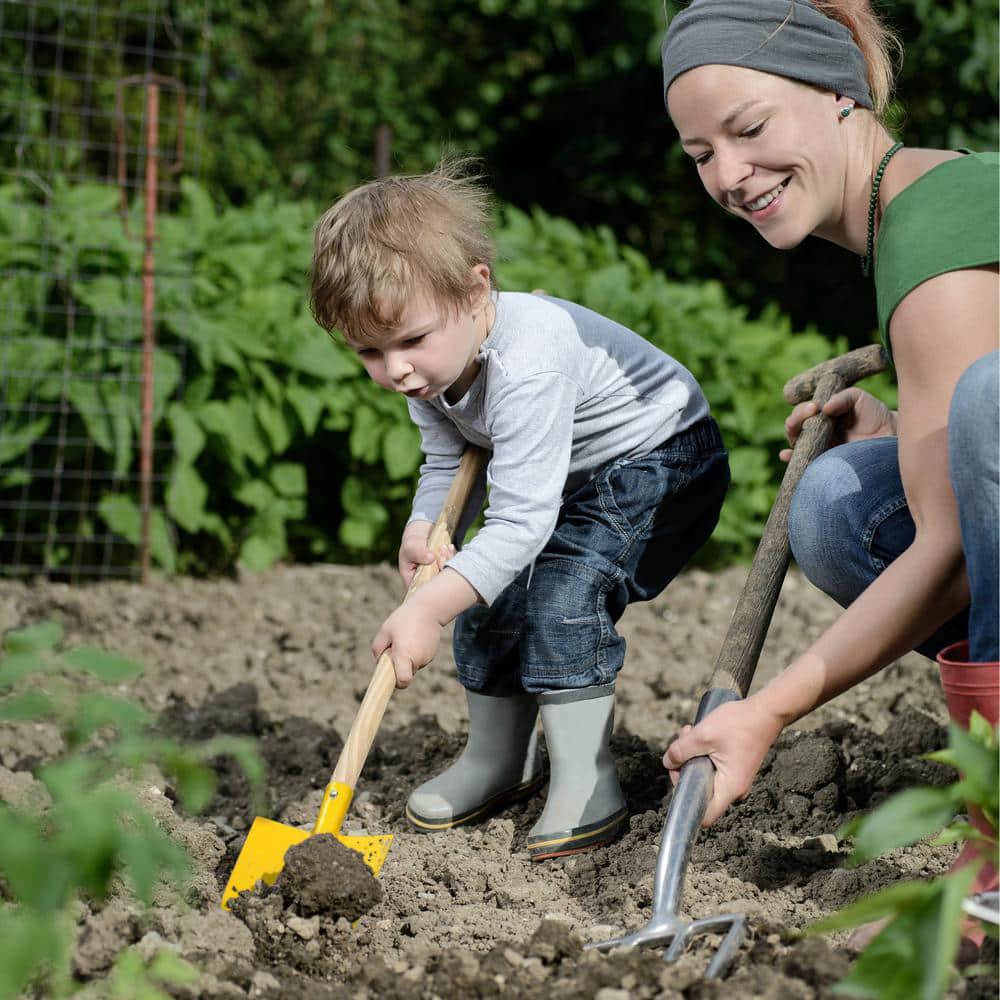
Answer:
[{"left": 588, "top": 345, "right": 890, "bottom": 978}]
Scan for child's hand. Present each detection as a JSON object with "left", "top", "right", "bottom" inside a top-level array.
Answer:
[
  {"left": 662, "top": 697, "right": 783, "bottom": 825},
  {"left": 398, "top": 520, "right": 435, "bottom": 585},
  {"left": 372, "top": 602, "right": 442, "bottom": 688},
  {"left": 399, "top": 521, "right": 456, "bottom": 585}
]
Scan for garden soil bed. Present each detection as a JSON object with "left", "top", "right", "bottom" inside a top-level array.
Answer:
[{"left": 1, "top": 563, "right": 996, "bottom": 998}]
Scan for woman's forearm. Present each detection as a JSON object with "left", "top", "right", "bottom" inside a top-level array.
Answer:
[{"left": 754, "top": 534, "right": 969, "bottom": 727}]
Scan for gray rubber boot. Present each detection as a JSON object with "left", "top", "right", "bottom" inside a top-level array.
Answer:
[
  {"left": 405, "top": 690, "right": 543, "bottom": 832},
  {"left": 527, "top": 683, "right": 627, "bottom": 860}
]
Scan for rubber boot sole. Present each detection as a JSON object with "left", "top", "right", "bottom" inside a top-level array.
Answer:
[
  {"left": 527, "top": 806, "right": 628, "bottom": 861},
  {"left": 405, "top": 773, "right": 545, "bottom": 832}
]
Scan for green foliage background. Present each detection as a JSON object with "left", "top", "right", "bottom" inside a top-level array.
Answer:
[
  {"left": 0, "top": 0, "right": 992, "bottom": 573},
  {"left": 1, "top": 178, "right": 897, "bottom": 573}
]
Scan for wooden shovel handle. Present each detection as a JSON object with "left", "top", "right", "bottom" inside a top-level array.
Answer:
[
  {"left": 330, "top": 446, "right": 488, "bottom": 790},
  {"left": 708, "top": 344, "right": 889, "bottom": 697}
]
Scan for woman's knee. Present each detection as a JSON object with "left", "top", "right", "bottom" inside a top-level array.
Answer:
[{"left": 788, "top": 450, "right": 850, "bottom": 589}]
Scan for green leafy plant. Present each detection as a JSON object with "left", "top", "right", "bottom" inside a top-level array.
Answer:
[
  {"left": 809, "top": 712, "right": 998, "bottom": 999},
  {"left": 0, "top": 620, "right": 262, "bottom": 998}
]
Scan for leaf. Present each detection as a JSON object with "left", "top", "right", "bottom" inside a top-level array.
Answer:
[
  {"left": 97, "top": 494, "right": 177, "bottom": 573},
  {"left": 0, "top": 910, "right": 70, "bottom": 999},
  {"left": 164, "top": 757, "right": 217, "bottom": 814},
  {"left": 234, "top": 479, "right": 275, "bottom": 511},
  {"left": 152, "top": 350, "right": 183, "bottom": 422},
  {"left": 3, "top": 620, "right": 62, "bottom": 656},
  {"left": 167, "top": 403, "right": 207, "bottom": 464},
  {"left": 0, "top": 691, "right": 55, "bottom": 720},
  {"left": 283, "top": 327, "right": 358, "bottom": 379},
  {"left": 825, "top": 868, "right": 975, "bottom": 1000},
  {"left": 68, "top": 379, "right": 114, "bottom": 453},
  {"left": 286, "top": 382, "right": 325, "bottom": 435},
  {"left": 809, "top": 879, "right": 943, "bottom": 934},
  {"left": 0, "top": 414, "right": 52, "bottom": 464},
  {"left": 180, "top": 176, "right": 217, "bottom": 239},
  {"left": 100, "top": 379, "right": 134, "bottom": 478},
  {"left": 339, "top": 515, "right": 380, "bottom": 551},
  {"left": 197, "top": 398, "right": 269, "bottom": 467},
  {"left": 64, "top": 696, "right": 150, "bottom": 752},
  {"left": 62, "top": 647, "right": 144, "bottom": 683},
  {"left": 198, "top": 735, "right": 266, "bottom": 787},
  {"left": 239, "top": 507, "right": 288, "bottom": 570},
  {"left": 927, "top": 721, "right": 999, "bottom": 813},
  {"left": 254, "top": 395, "right": 292, "bottom": 452},
  {"left": 382, "top": 422, "right": 422, "bottom": 480},
  {"left": 845, "top": 787, "right": 959, "bottom": 865},
  {"left": 349, "top": 404, "right": 383, "bottom": 463},
  {"left": 270, "top": 462, "right": 306, "bottom": 497},
  {"left": 0, "top": 651, "right": 48, "bottom": 688},
  {"left": 166, "top": 462, "right": 209, "bottom": 533}
]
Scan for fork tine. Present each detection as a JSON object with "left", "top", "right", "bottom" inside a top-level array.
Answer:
[
  {"left": 704, "top": 916, "right": 746, "bottom": 979},
  {"left": 663, "top": 927, "right": 692, "bottom": 963}
]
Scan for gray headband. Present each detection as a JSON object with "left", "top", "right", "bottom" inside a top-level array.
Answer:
[{"left": 661, "top": 0, "right": 872, "bottom": 110}]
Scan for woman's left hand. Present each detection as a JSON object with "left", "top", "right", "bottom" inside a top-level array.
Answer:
[
  {"left": 663, "top": 697, "right": 784, "bottom": 826},
  {"left": 780, "top": 387, "right": 896, "bottom": 462}
]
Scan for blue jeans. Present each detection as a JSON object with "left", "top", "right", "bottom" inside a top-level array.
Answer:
[
  {"left": 788, "top": 351, "right": 999, "bottom": 662},
  {"left": 454, "top": 417, "right": 730, "bottom": 693}
]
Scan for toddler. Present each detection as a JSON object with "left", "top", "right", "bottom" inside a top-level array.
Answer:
[{"left": 310, "top": 160, "right": 729, "bottom": 859}]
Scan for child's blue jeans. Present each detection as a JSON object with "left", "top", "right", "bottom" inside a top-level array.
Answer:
[
  {"left": 788, "top": 351, "right": 999, "bottom": 662},
  {"left": 453, "top": 417, "right": 730, "bottom": 693}
]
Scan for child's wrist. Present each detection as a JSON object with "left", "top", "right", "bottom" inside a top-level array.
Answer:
[
  {"left": 407, "top": 568, "right": 478, "bottom": 626},
  {"left": 403, "top": 518, "right": 433, "bottom": 537}
]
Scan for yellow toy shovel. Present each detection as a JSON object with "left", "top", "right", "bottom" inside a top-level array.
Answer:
[{"left": 221, "top": 446, "right": 488, "bottom": 909}]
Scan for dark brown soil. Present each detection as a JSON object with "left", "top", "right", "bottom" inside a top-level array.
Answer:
[{"left": 0, "top": 564, "right": 995, "bottom": 998}]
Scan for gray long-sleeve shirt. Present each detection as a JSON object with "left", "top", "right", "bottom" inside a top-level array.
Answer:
[{"left": 408, "top": 292, "right": 710, "bottom": 604}]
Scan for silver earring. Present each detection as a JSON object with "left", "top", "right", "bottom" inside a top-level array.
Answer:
[{"left": 839, "top": 105, "right": 853, "bottom": 119}]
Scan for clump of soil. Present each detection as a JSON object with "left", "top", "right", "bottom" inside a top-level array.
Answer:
[
  {"left": 264, "top": 833, "right": 381, "bottom": 919},
  {"left": 230, "top": 834, "right": 383, "bottom": 977}
]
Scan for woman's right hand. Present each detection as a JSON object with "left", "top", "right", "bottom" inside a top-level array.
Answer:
[
  {"left": 780, "top": 388, "right": 897, "bottom": 462},
  {"left": 663, "top": 696, "right": 785, "bottom": 826}
]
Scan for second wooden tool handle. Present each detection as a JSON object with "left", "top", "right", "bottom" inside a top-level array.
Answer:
[
  {"left": 709, "top": 346, "right": 889, "bottom": 697},
  {"left": 330, "top": 447, "right": 488, "bottom": 790}
]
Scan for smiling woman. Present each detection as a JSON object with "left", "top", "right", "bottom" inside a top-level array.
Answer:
[{"left": 657, "top": 0, "right": 999, "bottom": 947}]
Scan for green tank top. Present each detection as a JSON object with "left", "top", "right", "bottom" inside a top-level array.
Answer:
[{"left": 874, "top": 151, "right": 999, "bottom": 355}]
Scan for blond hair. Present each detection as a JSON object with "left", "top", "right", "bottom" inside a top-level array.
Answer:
[
  {"left": 310, "top": 157, "right": 496, "bottom": 343},
  {"left": 811, "top": 0, "right": 901, "bottom": 115}
]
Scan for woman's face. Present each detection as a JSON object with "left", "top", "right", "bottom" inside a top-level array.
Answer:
[{"left": 667, "top": 64, "right": 850, "bottom": 249}]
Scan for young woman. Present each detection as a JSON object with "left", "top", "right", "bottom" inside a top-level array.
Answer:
[{"left": 659, "top": 0, "right": 998, "bottom": 900}]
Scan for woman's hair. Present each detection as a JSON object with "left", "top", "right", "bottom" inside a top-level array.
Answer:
[
  {"left": 310, "top": 155, "right": 496, "bottom": 343},
  {"left": 811, "top": 0, "right": 901, "bottom": 115}
]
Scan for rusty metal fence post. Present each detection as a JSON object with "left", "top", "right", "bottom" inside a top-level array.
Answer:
[{"left": 115, "top": 74, "right": 185, "bottom": 582}]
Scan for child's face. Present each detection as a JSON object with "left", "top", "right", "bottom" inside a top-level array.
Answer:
[{"left": 348, "top": 267, "right": 492, "bottom": 405}]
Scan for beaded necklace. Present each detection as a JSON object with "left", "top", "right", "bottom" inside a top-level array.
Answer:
[{"left": 861, "top": 141, "right": 904, "bottom": 277}]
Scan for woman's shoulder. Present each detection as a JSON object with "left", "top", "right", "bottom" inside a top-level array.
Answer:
[
  {"left": 876, "top": 148, "right": 998, "bottom": 350},
  {"left": 884, "top": 147, "right": 997, "bottom": 204}
]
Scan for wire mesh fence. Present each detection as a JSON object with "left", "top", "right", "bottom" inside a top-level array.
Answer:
[{"left": 0, "top": 0, "right": 208, "bottom": 580}]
